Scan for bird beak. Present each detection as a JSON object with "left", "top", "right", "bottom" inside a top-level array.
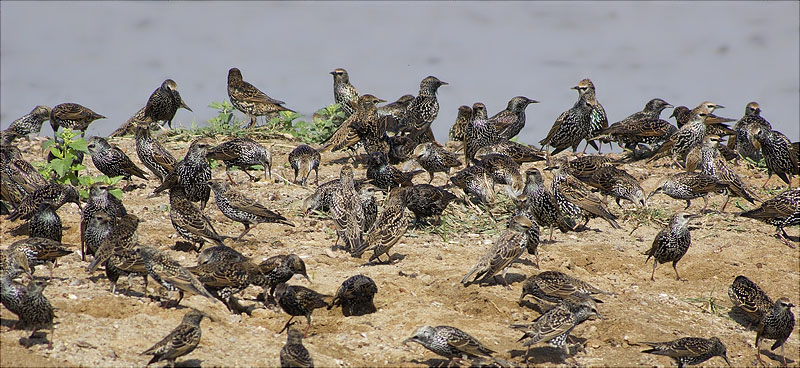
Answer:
[
  {"left": 715, "top": 104, "right": 725, "bottom": 109},
  {"left": 665, "top": 104, "right": 674, "bottom": 109},
  {"left": 542, "top": 166, "right": 554, "bottom": 171},
  {"left": 401, "top": 337, "right": 415, "bottom": 346},
  {"left": 181, "top": 100, "right": 193, "bottom": 112},
  {"left": 303, "top": 274, "right": 311, "bottom": 283},
  {"left": 688, "top": 214, "right": 702, "bottom": 219},
  {"left": 593, "top": 312, "right": 605, "bottom": 320},
  {"left": 377, "top": 98, "right": 387, "bottom": 103},
  {"left": 439, "top": 81, "right": 449, "bottom": 86},
  {"left": 529, "top": 99, "right": 540, "bottom": 104},
  {"left": 571, "top": 85, "right": 580, "bottom": 90},
  {"left": 646, "top": 188, "right": 660, "bottom": 200},
  {"left": 722, "top": 354, "right": 731, "bottom": 366}
]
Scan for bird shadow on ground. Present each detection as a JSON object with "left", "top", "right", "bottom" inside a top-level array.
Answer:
[
  {"left": 18, "top": 334, "right": 49, "bottom": 348},
  {"left": 171, "top": 241, "right": 198, "bottom": 253},
  {"left": 514, "top": 258, "right": 538, "bottom": 268},
  {"left": 175, "top": 358, "right": 202, "bottom": 367},
  {"left": 759, "top": 349, "right": 794, "bottom": 365},
  {"left": 1, "top": 317, "right": 19, "bottom": 329},
  {"left": 517, "top": 299, "right": 547, "bottom": 314},
  {"left": 361, "top": 253, "right": 406, "bottom": 266},
  {"left": 727, "top": 307, "right": 756, "bottom": 330},
  {"left": 475, "top": 272, "right": 526, "bottom": 287},
  {"left": 509, "top": 347, "right": 566, "bottom": 365}
]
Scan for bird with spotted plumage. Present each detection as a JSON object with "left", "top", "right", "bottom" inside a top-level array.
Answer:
[
  {"left": 351, "top": 186, "right": 409, "bottom": 263},
  {"left": 280, "top": 326, "right": 314, "bottom": 368},
  {"left": 648, "top": 171, "right": 727, "bottom": 213},
  {"left": 729, "top": 101, "right": 772, "bottom": 162},
  {"left": 5, "top": 105, "right": 51, "bottom": 140},
  {"left": 728, "top": 275, "right": 774, "bottom": 328},
  {"left": 134, "top": 121, "right": 177, "bottom": 183},
  {"left": 275, "top": 283, "right": 331, "bottom": 337},
  {"left": 141, "top": 308, "right": 206, "bottom": 368},
  {"left": 448, "top": 105, "right": 472, "bottom": 142},
  {"left": 461, "top": 215, "right": 533, "bottom": 288},
  {"left": 491, "top": 96, "right": 539, "bottom": 141},
  {"left": 450, "top": 163, "right": 495, "bottom": 206},
  {"left": 153, "top": 138, "right": 212, "bottom": 210},
  {"left": 641, "top": 336, "right": 731, "bottom": 367},
  {"left": 593, "top": 98, "right": 674, "bottom": 151},
  {"left": 87, "top": 136, "right": 148, "bottom": 191},
  {"left": 520, "top": 270, "right": 612, "bottom": 313},
  {"left": 134, "top": 245, "right": 218, "bottom": 308},
  {"left": 398, "top": 75, "right": 448, "bottom": 141},
  {"left": 206, "top": 137, "right": 272, "bottom": 183},
  {"left": 645, "top": 212, "right": 699, "bottom": 281},
  {"left": 739, "top": 189, "right": 799, "bottom": 248},
  {"left": 227, "top": 67, "right": 293, "bottom": 129},
  {"left": 327, "top": 274, "right": 378, "bottom": 316},
  {"left": 412, "top": 142, "right": 462, "bottom": 184},
  {"left": 403, "top": 325, "right": 495, "bottom": 366},
  {"left": 752, "top": 127, "right": 797, "bottom": 189},
  {"left": 208, "top": 179, "right": 294, "bottom": 241},
  {"left": 288, "top": 144, "right": 320, "bottom": 186},
  {"left": 49, "top": 102, "right": 106, "bottom": 138},
  {"left": 403, "top": 183, "right": 457, "bottom": 226},
  {"left": 143, "top": 79, "right": 193, "bottom": 129},
  {"left": 755, "top": 297, "right": 795, "bottom": 366},
  {"left": 474, "top": 140, "right": 546, "bottom": 164},
  {"left": 252, "top": 254, "right": 310, "bottom": 305},
  {"left": 330, "top": 68, "right": 359, "bottom": 117}
]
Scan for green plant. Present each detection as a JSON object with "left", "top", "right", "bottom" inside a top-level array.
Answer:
[
  {"left": 291, "top": 104, "right": 346, "bottom": 144},
  {"left": 77, "top": 175, "right": 124, "bottom": 199}
]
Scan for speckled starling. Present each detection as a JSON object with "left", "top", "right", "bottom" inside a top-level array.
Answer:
[
  {"left": 448, "top": 105, "right": 472, "bottom": 142},
  {"left": 209, "top": 179, "right": 294, "bottom": 240},
  {"left": 104, "top": 246, "right": 149, "bottom": 296},
  {"left": 9, "top": 237, "right": 72, "bottom": 279},
  {"left": 275, "top": 283, "right": 331, "bottom": 336},
  {"left": 404, "top": 184, "right": 457, "bottom": 225},
  {"left": 6, "top": 106, "right": 51, "bottom": 139},
  {"left": 491, "top": 96, "right": 539, "bottom": 140},
  {"left": 49, "top": 102, "right": 106, "bottom": 137},
  {"left": 753, "top": 127, "right": 797, "bottom": 188},
  {"left": 413, "top": 142, "right": 462, "bottom": 184},
  {"left": 579, "top": 165, "right": 646, "bottom": 208},
  {"left": 508, "top": 204, "right": 541, "bottom": 267},
  {"left": 461, "top": 216, "right": 533, "bottom": 287},
  {"left": 551, "top": 166, "right": 621, "bottom": 230},
  {"left": 649, "top": 172, "right": 727, "bottom": 212},
  {"left": 28, "top": 202, "right": 62, "bottom": 242},
  {"left": 15, "top": 279, "right": 55, "bottom": 348},
  {"left": 520, "top": 270, "right": 611, "bottom": 312},
  {"left": 86, "top": 213, "right": 141, "bottom": 273},
  {"left": 331, "top": 68, "right": 359, "bottom": 117},
  {"left": 330, "top": 165, "right": 364, "bottom": 252},
  {"left": 464, "top": 102, "right": 497, "bottom": 164},
  {"left": 82, "top": 211, "right": 113, "bottom": 262},
  {"left": 87, "top": 136, "right": 148, "bottom": 189},
  {"left": 728, "top": 275, "right": 773, "bottom": 328},
  {"left": 365, "top": 151, "right": 423, "bottom": 190},
  {"left": 740, "top": 189, "right": 800, "bottom": 248},
  {"left": 1, "top": 272, "right": 27, "bottom": 325},
  {"left": 403, "top": 325, "right": 495, "bottom": 364},
  {"left": 154, "top": 138, "right": 212, "bottom": 210},
  {"left": 281, "top": 326, "right": 314, "bottom": 368},
  {"left": 649, "top": 111, "right": 710, "bottom": 168},
  {"left": 473, "top": 153, "right": 524, "bottom": 197},
  {"left": 685, "top": 135, "right": 719, "bottom": 173},
  {"left": 252, "top": 254, "right": 310, "bottom": 302},
  {"left": 197, "top": 244, "right": 247, "bottom": 265},
  {"left": 328, "top": 274, "right": 378, "bottom": 316},
  {"left": 378, "top": 94, "right": 415, "bottom": 121},
  {"left": 474, "top": 140, "right": 546, "bottom": 164},
  {"left": 7, "top": 183, "right": 81, "bottom": 222},
  {"left": 673, "top": 102, "right": 737, "bottom": 139},
  {"left": 141, "top": 309, "right": 205, "bottom": 367},
  {"left": 134, "top": 121, "right": 177, "bottom": 183},
  {"left": 109, "top": 105, "right": 148, "bottom": 138},
  {"left": 540, "top": 79, "right": 606, "bottom": 157},
  {"left": 302, "top": 178, "right": 372, "bottom": 215},
  {"left": 227, "top": 67, "right": 293, "bottom": 129},
  {"left": 187, "top": 260, "right": 259, "bottom": 313},
  {"left": 1, "top": 248, "right": 31, "bottom": 279},
  {"left": 645, "top": 212, "right": 699, "bottom": 281},
  {"left": 135, "top": 246, "right": 218, "bottom": 307},
  {"left": 168, "top": 184, "right": 226, "bottom": 251},
  {"left": 641, "top": 337, "right": 730, "bottom": 367},
  {"left": 80, "top": 183, "right": 127, "bottom": 259},
  {"left": 450, "top": 164, "right": 495, "bottom": 206},
  {"left": 399, "top": 76, "right": 448, "bottom": 137},
  {"left": 359, "top": 185, "right": 378, "bottom": 233},
  {"left": 206, "top": 137, "right": 271, "bottom": 183},
  {"left": 289, "top": 144, "right": 320, "bottom": 186},
  {"left": 699, "top": 134, "right": 759, "bottom": 211},
  {"left": 2, "top": 145, "right": 48, "bottom": 200},
  {"left": 756, "top": 297, "right": 795, "bottom": 366},
  {"left": 319, "top": 94, "right": 386, "bottom": 155},
  {"left": 594, "top": 98, "right": 674, "bottom": 150},
  {"left": 144, "top": 79, "right": 192, "bottom": 128},
  {"left": 729, "top": 102, "right": 772, "bottom": 162},
  {"left": 352, "top": 187, "right": 409, "bottom": 262},
  {"left": 523, "top": 168, "right": 576, "bottom": 241},
  {"left": 512, "top": 297, "right": 602, "bottom": 359}
]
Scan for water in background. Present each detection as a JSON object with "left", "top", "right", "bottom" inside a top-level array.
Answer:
[{"left": 2, "top": 2, "right": 798, "bottom": 148}]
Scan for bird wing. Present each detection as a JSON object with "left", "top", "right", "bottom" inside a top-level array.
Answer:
[
  {"left": 112, "top": 146, "right": 148, "bottom": 179},
  {"left": 152, "top": 142, "right": 177, "bottom": 173},
  {"left": 232, "top": 81, "right": 285, "bottom": 105},
  {"left": 522, "top": 304, "right": 574, "bottom": 345},
  {"left": 539, "top": 110, "right": 569, "bottom": 146},
  {"left": 447, "top": 333, "right": 494, "bottom": 357}
]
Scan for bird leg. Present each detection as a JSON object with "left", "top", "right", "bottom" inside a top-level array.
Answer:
[
  {"left": 246, "top": 115, "right": 258, "bottom": 129},
  {"left": 756, "top": 338, "right": 765, "bottom": 366},
  {"left": 700, "top": 197, "right": 709, "bottom": 213},
  {"left": 236, "top": 224, "right": 253, "bottom": 241},
  {"left": 304, "top": 314, "right": 313, "bottom": 337},
  {"left": 761, "top": 175, "right": 771, "bottom": 189},
  {"left": 673, "top": 263, "right": 685, "bottom": 281},
  {"left": 720, "top": 195, "right": 731, "bottom": 212},
  {"left": 279, "top": 317, "right": 296, "bottom": 334},
  {"left": 242, "top": 168, "right": 257, "bottom": 182},
  {"left": 225, "top": 167, "right": 236, "bottom": 185},
  {"left": 650, "top": 264, "right": 657, "bottom": 282},
  {"left": 428, "top": 172, "right": 434, "bottom": 184},
  {"left": 778, "top": 227, "right": 797, "bottom": 249}
]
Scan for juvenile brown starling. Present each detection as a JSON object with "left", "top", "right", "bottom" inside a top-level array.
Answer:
[
  {"left": 10, "top": 237, "right": 72, "bottom": 279},
  {"left": 288, "top": 144, "right": 320, "bottom": 186},
  {"left": 648, "top": 172, "right": 727, "bottom": 212},
  {"left": 275, "top": 283, "right": 331, "bottom": 336},
  {"left": 86, "top": 213, "right": 141, "bottom": 273},
  {"left": 508, "top": 204, "right": 541, "bottom": 266},
  {"left": 404, "top": 184, "right": 457, "bottom": 225},
  {"left": 365, "top": 151, "right": 423, "bottom": 190},
  {"left": 463, "top": 102, "right": 497, "bottom": 164},
  {"left": 352, "top": 187, "right": 409, "bottom": 262},
  {"left": 579, "top": 165, "right": 646, "bottom": 208},
  {"left": 327, "top": 274, "right": 378, "bottom": 316},
  {"left": 6, "top": 105, "right": 51, "bottom": 139},
  {"left": 15, "top": 279, "right": 55, "bottom": 348},
  {"left": 197, "top": 244, "right": 247, "bottom": 265},
  {"left": 7, "top": 183, "right": 81, "bottom": 222},
  {"left": 281, "top": 326, "right": 314, "bottom": 368},
  {"left": 209, "top": 179, "right": 294, "bottom": 241},
  {"left": 80, "top": 183, "right": 127, "bottom": 260},
  {"left": 104, "top": 246, "right": 149, "bottom": 296},
  {"left": 331, "top": 68, "right": 359, "bottom": 117},
  {"left": 728, "top": 275, "right": 773, "bottom": 327},
  {"left": 227, "top": 67, "right": 293, "bottom": 129},
  {"left": 206, "top": 137, "right": 271, "bottom": 183},
  {"left": 474, "top": 140, "right": 546, "bottom": 164},
  {"left": 134, "top": 121, "right": 177, "bottom": 183},
  {"left": 729, "top": 102, "right": 772, "bottom": 162},
  {"left": 645, "top": 212, "right": 699, "bottom": 281},
  {"left": 135, "top": 246, "right": 218, "bottom": 307},
  {"left": 319, "top": 94, "right": 385, "bottom": 155},
  {"left": 520, "top": 270, "right": 611, "bottom": 312},
  {"left": 168, "top": 184, "right": 226, "bottom": 251},
  {"left": 540, "top": 79, "right": 606, "bottom": 157},
  {"left": 448, "top": 105, "right": 472, "bottom": 142},
  {"left": 29, "top": 202, "right": 62, "bottom": 242},
  {"left": 1, "top": 248, "right": 31, "bottom": 279},
  {"left": 302, "top": 178, "right": 371, "bottom": 215},
  {"left": 756, "top": 297, "right": 795, "bottom": 366},
  {"left": 144, "top": 79, "right": 192, "bottom": 128},
  {"left": 512, "top": 297, "right": 602, "bottom": 359},
  {"left": 141, "top": 309, "right": 206, "bottom": 367},
  {"left": 330, "top": 165, "right": 364, "bottom": 252},
  {"left": 404, "top": 325, "right": 495, "bottom": 365},
  {"left": 413, "top": 142, "right": 462, "bottom": 184},
  {"left": 187, "top": 259, "right": 259, "bottom": 313},
  {"left": 252, "top": 254, "right": 310, "bottom": 302},
  {"left": 699, "top": 134, "right": 759, "bottom": 211},
  {"left": 461, "top": 216, "right": 533, "bottom": 287},
  {"left": 1, "top": 146, "right": 48, "bottom": 209},
  {"left": 594, "top": 98, "right": 674, "bottom": 150},
  {"left": 399, "top": 76, "right": 448, "bottom": 137},
  {"left": 473, "top": 153, "right": 524, "bottom": 196},
  {"left": 740, "top": 189, "right": 800, "bottom": 248},
  {"left": 87, "top": 136, "right": 148, "bottom": 189},
  {"left": 684, "top": 135, "right": 719, "bottom": 173},
  {"left": 551, "top": 166, "right": 621, "bottom": 229},
  {"left": 491, "top": 96, "right": 540, "bottom": 140},
  {"left": 523, "top": 168, "right": 576, "bottom": 241},
  {"left": 753, "top": 127, "right": 797, "bottom": 188},
  {"left": 450, "top": 164, "right": 495, "bottom": 206},
  {"left": 154, "top": 138, "right": 212, "bottom": 210},
  {"left": 641, "top": 337, "right": 730, "bottom": 367},
  {"left": 49, "top": 102, "right": 106, "bottom": 137}
]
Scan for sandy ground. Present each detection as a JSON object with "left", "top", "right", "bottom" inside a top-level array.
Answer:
[{"left": 1, "top": 134, "right": 798, "bottom": 367}]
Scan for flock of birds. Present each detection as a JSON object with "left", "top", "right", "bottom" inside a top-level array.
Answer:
[{"left": 0, "top": 66, "right": 799, "bottom": 367}]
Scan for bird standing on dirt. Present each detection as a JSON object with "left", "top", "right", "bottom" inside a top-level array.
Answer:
[
  {"left": 399, "top": 76, "right": 448, "bottom": 142},
  {"left": 87, "top": 136, "right": 148, "bottom": 190},
  {"left": 448, "top": 105, "right": 472, "bottom": 142},
  {"left": 329, "top": 165, "right": 364, "bottom": 253},
  {"left": 491, "top": 96, "right": 539, "bottom": 141},
  {"left": 413, "top": 142, "right": 462, "bottom": 184},
  {"left": 166, "top": 183, "right": 226, "bottom": 251},
  {"left": 648, "top": 172, "right": 727, "bottom": 212},
  {"left": 540, "top": 79, "right": 606, "bottom": 158},
  {"left": 728, "top": 275, "right": 774, "bottom": 328},
  {"left": 594, "top": 98, "right": 674, "bottom": 150},
  {"left": 403, "top": 325, "right": 495, "bottom": 365},
  {"left": 206, "top": 137, "right": 272, "bottom": 183},
  {"left": 474, "top": 140, "right": 546, "bottom": 164},
  {"left": 365, "top": 151, "right": 423, "bottom": 190},
  {"left": 403, "top": 184, "right": 457, "bottom": 226},
  {"left": 327, "top": 274, "right": 378, "bottom": 316},
  {"left": 275, "top": 283, "right": 331, "bottom": 336},
  {"left": 352, "top": 187, "right": 409, "bottom": 262},
  {"left": 755, "top": 297, "right": 795, "bottom": 366},
  {"left": 640, "top": 336, "right": 731, "bottom": 367},
  {"left": 28, "top": 202, "right": 62, "bottom": 242},
  {"left": 187, "top": 260, "right": 260, "bottom": 314},
  {"left": 227, "top": 67, "right": 293, "bottom": 129},
  {"left": 134, "top": 121, "right": 177, "bottom": 183},
  {"left": 550, "top": 164, "right": 621, "bottom": 230},
  {"left": 208, "top": 179, "right": 294, "bottom": 241},
  {"left": 135, "top": 246, "right": 218, "bottom": 307},
  {"left": 753, "top": 127, "right": 797, "bottom": 188},
  {"left": 15, "top": 279, "right": 55, "bottom": 348},
  {"left": 49, "top": 102, "right": 106, "bottom": 138},
  {"left": 9, "top": 237, "right": 72, "bottom": 279},
  {"left": 645, "top": 212, "right": 699, "bottom": 281},
  {"left": 143, "top": 79, "right": 192, "bottom": 129},
  {"left": 7, "top": 183, "right": 81, "bottom": 222},
  {"left": 463, "top": 102, "right": 496, "bottom": 165},
  {"left": 739, "top": 189, "right": 799, "bottom": 247},
  {"left": 81, "top": 183, "right": 127, "bottom": 258},
  {"left": 698, "top": 133, "right": 759, "bottom": 211},
  {"left": 141, "top": 309, "right": 206, "bottom": 367},
  {"left": 519, "top": 270, "right": 612, "bottom": 312},
  {"left": 280, "top": 326, "right": 314, "bottom": 368},
  {"left": 450, "top": 164, "right": 495, "bottom": 206},
  {"left": 154, "top": 138, "right": 212, "bottom": 210},
  {"left": 512, "top": 297, "right": 602, "bottom": 361},
  {"left": 729, "top": 102, "right": 772, "bottom": 162},
  {"left": 288, "top": 144, "right": 320, "bottom": 186},
  {"left": 523, "top": 168, "right": 575, "bottom": 241},
  {"left": 252, "top": 254, "right": 310, "bottom": 304},
  {"left": 461, "top": 215, "right": 533, "bottom": 288}
]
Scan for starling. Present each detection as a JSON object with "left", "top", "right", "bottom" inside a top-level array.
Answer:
[
  {"left": 288, "top": 144, "right": 320, "bottom": 186},
  {"left": 302, "top": 178, "right": 371, "bottom": 214},
  {"left": 15, "top": 279, "right": 55, "bottom": 348},
  {"left": 413, "top": 142, "right": 462, "bottom": 184},
  {"left": 523, "top": 168, "right": 576, "bottom": 241},
  {"left": 206, "top": 137, "right": 272, "bottom": 183},
  {"left": 327, "top": 274, "right": 378, "bottom": 316},
  {"left": 404, "top": 325, "right": 495, "bottom": 365},
  {"left": 329, "top": 165, "right": 364, "bottom": 252},
  {"left": 330, "top": 68, "right": 359, "bottom": 117},
  {"left": 512, "top": 297, "right": 602, "bottom": 359},
  {"left": 134, "top": 121, "right": 177, "bottom": 183},
  {"left": 365, "top": 151, "right": 423, "bottom": 190},
  {"left": 7, "top": 183, "right": 81, "bottom": 222},
  {"left": 144, "top": 79, "right": 192, "bottom": 128},
  {"left": 404, "top": 184, "right": 457, "bottom": 225},
  {"left": 209, "top": 179, "right": 294, "bottom": 240},
  {"left": 1, "top": 248, "right": 31, "bottom": 279},
  {"left": 699, "top": 133, "right": 759, "bottom": 211},
  {"left": 550, "top": 165, "right": 621, "bottom": 229},
  {"left": 87, "top": 136, "right": 148, "bottom": 189},
  {"left": 648, "top": 111, "right": 710, "bottom": 168},
  {"left": 135, "top": 246, "right": 218, "bottom": 307},
  {"left": 399, "top": 76, "right": 448, "bottom": 138},
  {"left": 227, "top": 67, "right": 293, "bottom": 129},
  {"left": 729, "top": 102, "right": 772, "bottom": 162},
  {"left": 1, "top": 271, "right": 27, "bottom": 324},
  {"left": 508, "top": 204, "right": 541, "bottom": 267},
  {"left": 739, "top": 189, "right": 800, "bottom": 248},
  {"left": 728, "top": 275, "right": 773, "bottom": 328},
  {"left": 491, "top": 96, "right": 539, "bottom": 140},
  {"left": 463, "top": 102, "right": 497, "bottom": 164},
  {"left": 520, "top": 270, "right": 611, "bottom": 312},
  {"left": 275, "top": 283, "right": 331, "bottom": 336},
  {"left": 141, "top": 309, "right": 206, "bottom": 368},
  {"left": 28, "top": 202, "right": 62, "bottom": 242},
  {"left": 684, "top": 135, "right": 719, "bottom": 173},
  {"left": 109, "top": 105, "right": 148, "bottom": 138},
  {"left": 450, "top": 164, "right": 495, "bottom": 206},
  {"left": 6, "top": 105, "right": 51, "bottom": 139},
  {"left": 448, "top": 105, "right": 472, "bottom": 142},
  {"left": 645, "top": 212, "right": 699, "bottom": 281},
  {"left": 474, "top": 140, "right": 546, "bottom": 164},
  {"left": 756, "top": 297, "right": 795, "bottom": 366},
  {"left": 319, "top": 94, "right": 381, "bottom": 154},
  {"left": 540, "top": 79, "right": 606, "bottom": 157},
  {"left": 753, "top": 127, "right": 797, "bottom": 188},
  {"left": 359, "top": 185, "right": 379, "bottom": 233},
  {"left": 578, "top": 165, "right": 646, "bottom": 208},
  {"left": 86, "top": 213, "right": 141, "bottom": 273},
  {"left": 9, "top": 237, "right": 72, "bottom": 279},
  {"left": 593, "top": 98, "right": 674, "bottom": 150},
  {"left": 557, "top": 155, "right": 616, "bottom": 179},
  {"left": 648, "top": 172, "right": 727, "bottom": 212},
  {"left": 154, "top": 138, "right": 212, "bottom": 210},
  {"left": 672, "top": 102, "right": 737, "bottom": 139},
  {"left": 49, "top": 102, "right": 106, "bottom": 137},
  {"left": 1, "top": 146, "right": 48, "bottom": 209},
  {"left": 197, "top": 244, "right": 247, "bottom": 265},
  {"left": 252, "top": 254, "right": 310, "bottom": 302},
  {"left": 187, "top": 259, "right": 260, "bottom": 313},
  {"left": 281, "top": 326, "right": 314, "bottom": 368},
  {"left": 80, "top": 183, "right": 127, "bottom": 260},
  {"left": 105, "top": 246, "right": 149, "bottom": 296},
  {"left": 461, "top": 216, "right": 534, "bottom": 287},
  {"left": 641, "top": 337, "right": 731, "bottom": 367},
  {"left": 352, "top": 187, "right": 409, "bottom": 262},
  {"left": 377, "top": 94, "right": 415, "bottom": 121},
  {"left": 168, "top": 184, "right": 226, "bottom": 251},
  {"left": 473, "top": 153, "right": 524, "bottom": 196}
]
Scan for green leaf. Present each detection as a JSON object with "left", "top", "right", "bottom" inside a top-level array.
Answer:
[
  {"left": 78, "top": 189, "right": 90, "bottom": 200},
  {"left": 69, "top": 139, "right": 89, "bottom": 153},
  {"left": 109, "top": 188, "right": 123, "bottom": 199},
  {"left": 50, "top": 158, "right": 70, "bottom": 178},
  {"left": 78, "top": 175, "right": 95, "bottom": 187},
  {"left": 73, "top": 164, "right": 87, "bottom": 172},
  {"left": 107, "top": 176, "right": 123, "bottom": 185},
  {"left": 41, "top": 140, "right": 56, "bottom": 153},
  {"left": 49, "top": 147, "right": 63, "bottom": 159}
]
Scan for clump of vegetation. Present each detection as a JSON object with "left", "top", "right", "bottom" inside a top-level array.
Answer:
[{"left": 291, "top": 104, "right": 346, "bottom": 144}]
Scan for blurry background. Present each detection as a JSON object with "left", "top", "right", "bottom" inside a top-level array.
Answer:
[{"left": 2, "top": 1, "right": 798, "bottom": 148}]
